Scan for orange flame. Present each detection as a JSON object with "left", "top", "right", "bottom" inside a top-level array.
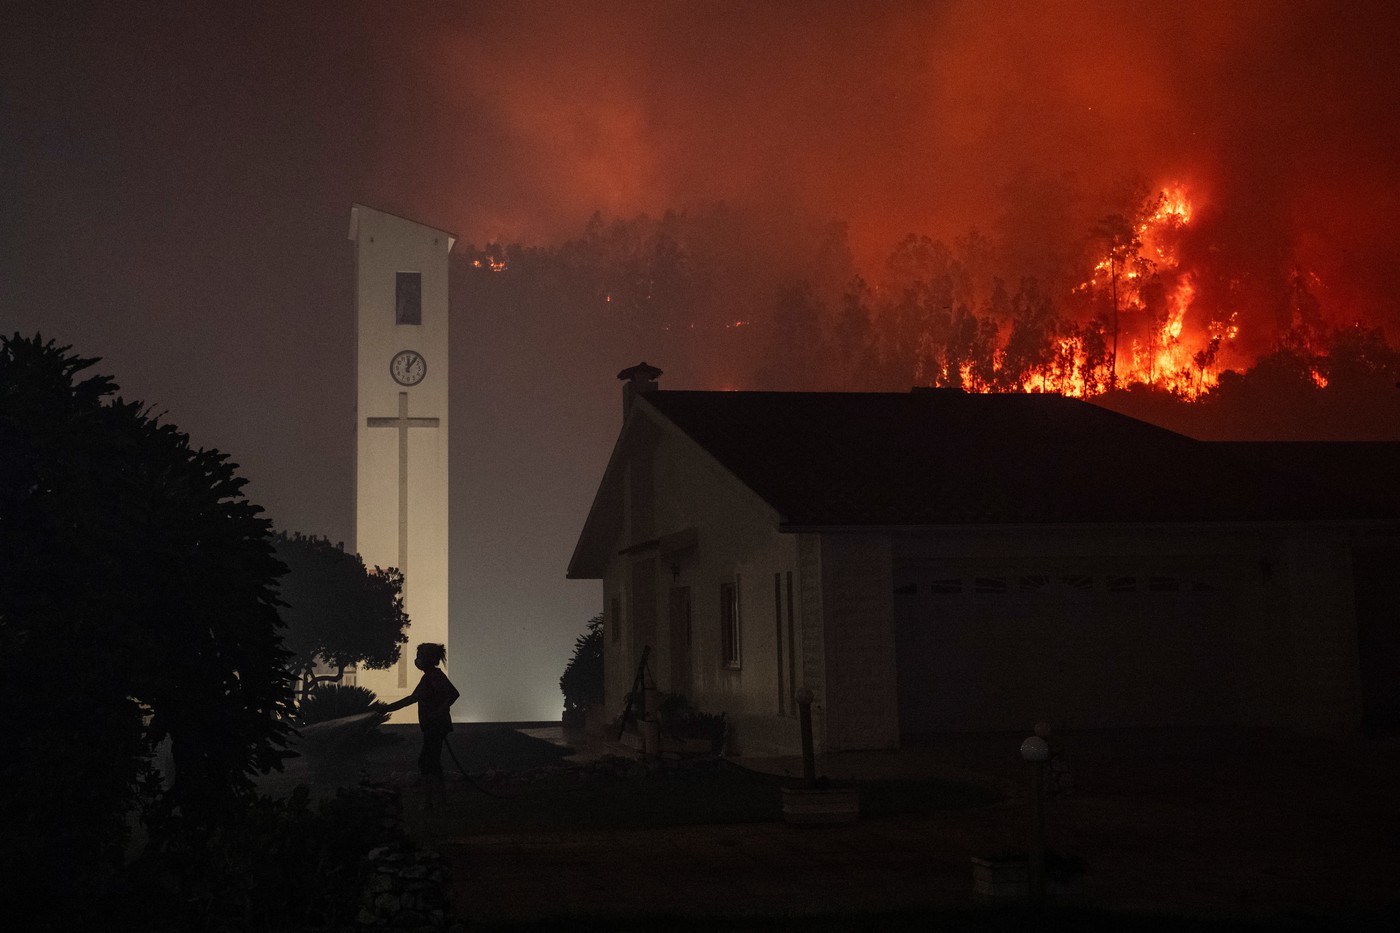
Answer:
[{"left": 1032, "top": 184, "right": 1239, "bottom": 400}]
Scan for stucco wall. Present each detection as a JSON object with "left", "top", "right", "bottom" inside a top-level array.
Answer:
[
  {"left": 818, "top": 534, "right": 900, "bottom": 751},
  {"left": 351, "top": 207, "right": 452, "bottom": 714},
  {"left": 600, "top": 409, "right": 805, "bottom": 755}
]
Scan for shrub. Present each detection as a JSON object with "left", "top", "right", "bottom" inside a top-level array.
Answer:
[
  {"left": 299, "top": 683, "right": 380, "bottom": 725},
  {"left": 559, "top": 614, "right": 604, "bottom": 713},
  {"left": 134, "top": 782, "right": 402, "bottom": 931}
]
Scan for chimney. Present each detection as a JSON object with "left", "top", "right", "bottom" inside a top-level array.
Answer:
[{"left": 617, "top": 361, "right": 663, "bottom": 416}]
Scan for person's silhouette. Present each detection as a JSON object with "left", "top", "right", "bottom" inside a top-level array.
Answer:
[{"left": 382, "top": 643, "right": 460, "bottom": 810}]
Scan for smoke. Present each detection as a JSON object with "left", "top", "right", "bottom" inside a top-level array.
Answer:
[{"left": 356, "top": 1, "right": 1399, "bottom": 347}]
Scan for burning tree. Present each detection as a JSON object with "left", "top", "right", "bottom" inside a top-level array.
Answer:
[{"left": 752, "top": 182, "right": 1343, "bottom": 405}]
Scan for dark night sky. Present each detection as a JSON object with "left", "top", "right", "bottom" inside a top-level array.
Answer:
[{"left": 5, "top": 1, "right": 1399, "bottom": 720}]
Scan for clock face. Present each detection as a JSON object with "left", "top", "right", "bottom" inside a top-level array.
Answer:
[{"left": 390, "top": 350, "right": 427, "bottom": 386}]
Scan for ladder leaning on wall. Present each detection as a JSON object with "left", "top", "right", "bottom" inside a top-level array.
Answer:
[{"left": 616, "top": 645, "right": 654, "bottom": 741}]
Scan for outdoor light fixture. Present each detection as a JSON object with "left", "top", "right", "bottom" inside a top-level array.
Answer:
[{"left": 1020, "top": 735, "right": 1050, "bottom": 763}]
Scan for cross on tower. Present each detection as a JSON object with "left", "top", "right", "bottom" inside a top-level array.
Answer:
[{"left": 367, "top": 390, "right": 440, "bottom": 685}]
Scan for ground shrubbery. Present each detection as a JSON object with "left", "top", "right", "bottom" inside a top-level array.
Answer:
[
  {"left": 298, "top": 683, "right": 380, "bottom": 725},
  {"left": 125, "top": 782, "right": 402, "bottom": 931},
  {"left": 658, "top": 693, "right": 728, "bottom": 749}
]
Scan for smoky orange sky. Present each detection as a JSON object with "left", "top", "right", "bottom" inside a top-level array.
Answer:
[
  {"left": 5, "top": 0, "right": 1399, "bottom": 721},
  {"left": 353, "top": 1, "right": 1400, "bottom": 333}
]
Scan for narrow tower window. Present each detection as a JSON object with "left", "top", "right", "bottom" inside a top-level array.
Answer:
[{"left": 396, "top": 271, "right": 422, "bottom": 325}]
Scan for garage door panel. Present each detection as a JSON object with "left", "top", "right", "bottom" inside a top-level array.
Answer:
[{"left": 896, "top": 579, "right": 1237, "bottom": 733}]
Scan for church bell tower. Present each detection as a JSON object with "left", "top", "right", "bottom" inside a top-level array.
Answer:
[{"left": 349, "top": 205, "right": 454, "bottom": 719}]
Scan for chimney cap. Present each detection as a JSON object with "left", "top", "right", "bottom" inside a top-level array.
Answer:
[{"left": 617, "top": 361, "right": 664, "bottom": 384}]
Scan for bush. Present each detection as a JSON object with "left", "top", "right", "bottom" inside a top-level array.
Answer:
[
  {"left": 559, "top": 614, "right": 604, "bottom": 713},
  {"left": 299, "top": 683, "right": 380, "bottom": 725},
  {"left": 1, "top": 335, "right": 294, "bottom": 921},
  {"left": 132, "top": 782, "right": 402, "bottom": 931}
]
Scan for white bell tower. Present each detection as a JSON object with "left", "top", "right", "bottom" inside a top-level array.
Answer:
[{"left": 348, "top": 204, "right": 454, "bottom": 719}]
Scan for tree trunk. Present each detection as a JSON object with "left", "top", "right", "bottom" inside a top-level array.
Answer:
[{"left": 312, "top": 662, "right": 348, "bottom": 687}]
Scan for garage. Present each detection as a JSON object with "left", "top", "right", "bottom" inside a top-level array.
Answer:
[{"left": 894, "top": 558, "right": 1239, "bottom": 733}]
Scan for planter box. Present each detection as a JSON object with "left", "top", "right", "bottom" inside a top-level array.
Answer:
[
  {"left": 971, "top": 855, "right": 1029, "bottom": 899},
  {"left": 663, "top": 736, "right": 719, "bottom": 757},
  {"left": 781, "top": 785, "right": 860, "bottom": 824},
  {"left": 618, "top": 721, "right": 660, "bottom": 757}
]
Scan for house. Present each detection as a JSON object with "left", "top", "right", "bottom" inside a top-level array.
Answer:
[{"left": 567, "top": 364, "right": 1400, "bottom": 755}]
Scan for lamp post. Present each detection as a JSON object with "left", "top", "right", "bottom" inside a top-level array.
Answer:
[{"left": 1020, "top": 733, "right": 1050, "bottom": 912}]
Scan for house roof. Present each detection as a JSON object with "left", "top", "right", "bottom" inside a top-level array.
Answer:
[
  {"left": 642, "top": 388, "right": 1396, "bottom": 528},
  {"left": 568, "top": 386, "right": 1397, "bottom": 578}
]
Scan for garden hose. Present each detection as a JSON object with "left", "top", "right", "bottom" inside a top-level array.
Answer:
[{"left": 442, "top": 735, "right": 509, "bottom": 800}]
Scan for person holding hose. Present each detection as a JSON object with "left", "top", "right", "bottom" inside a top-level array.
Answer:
[{"left": 381, "top": 642, "right": 459, "bottom": 810}]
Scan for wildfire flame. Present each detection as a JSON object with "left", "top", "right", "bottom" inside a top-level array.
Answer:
[
  {"left": 1024, "top": 184, "right": 1239, "bottom": 400},
  {"left": 471, "top": 255, "right": 508, "bottom": 272}
]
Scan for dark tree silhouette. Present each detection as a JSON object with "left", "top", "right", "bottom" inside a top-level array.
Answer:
[
  {"left": 996, "top": 277, "right": 1061, "bottom": 391},
  {"left": 756, "top": 281, "right": 827, "bottom": 390},
  {"left": 829, "top": 277, "right": 878, "bottom": 390},
  {"left": 272, "top": 531, "right": 409, "bottom": 701},
  {"left": 559, "top": 613, "right": 604, "bottom": 717},
  {"left": 0, "top": 334, "right": 295, "bottom": 912}
]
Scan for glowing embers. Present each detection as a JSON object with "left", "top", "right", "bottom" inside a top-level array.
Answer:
[{"left": 470, "top": 255, "right": 508, "bottom": 272}]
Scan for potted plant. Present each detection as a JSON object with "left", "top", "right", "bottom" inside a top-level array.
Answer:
[
  {"left": 971, "top": 852, "right": 1031, "bottom": 899},
  {"left": 657, "top": 694, "right": 727, "bottom": 756}
]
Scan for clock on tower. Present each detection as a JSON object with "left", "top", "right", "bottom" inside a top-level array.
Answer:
[{"left": 390, "top": 349, "right": 427, "bottom": 386}]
